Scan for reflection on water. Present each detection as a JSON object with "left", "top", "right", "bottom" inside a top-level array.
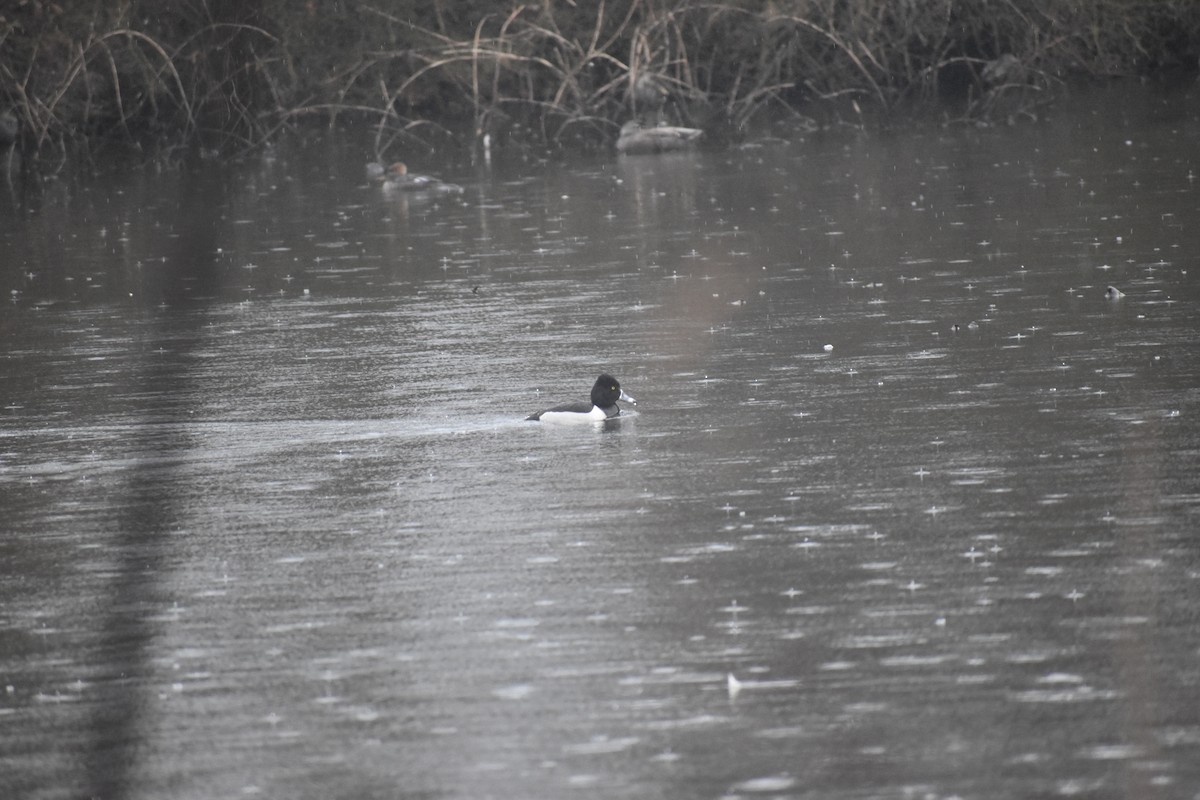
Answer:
[{"left": 3, "top": 84, "right": 1200, "bottom": 799}]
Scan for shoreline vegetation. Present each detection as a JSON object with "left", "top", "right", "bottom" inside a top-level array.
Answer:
[{"left": 2, "top": 0, "right": 1198, "bottom": 171}]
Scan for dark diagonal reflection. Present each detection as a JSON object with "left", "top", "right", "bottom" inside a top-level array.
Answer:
[{"left": 82, "top": 168, "right": 225, "bottom": 800}]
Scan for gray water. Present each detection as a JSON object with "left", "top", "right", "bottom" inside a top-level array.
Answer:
[{"left": 3, "top": 83, "right": 1199, "bottom": 800}]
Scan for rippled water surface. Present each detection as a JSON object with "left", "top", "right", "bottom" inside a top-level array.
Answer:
[{"left": 3, "top": 84, "right": 1200, "bottom": 799}]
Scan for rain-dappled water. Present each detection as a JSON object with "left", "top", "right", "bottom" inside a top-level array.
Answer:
[{"left": 3, "top": 83, "right": 1200, "bottom": 799}]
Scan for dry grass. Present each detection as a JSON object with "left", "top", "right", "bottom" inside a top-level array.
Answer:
[{"left": 1, "top": 0, "right": 1196, "bottom": 166}]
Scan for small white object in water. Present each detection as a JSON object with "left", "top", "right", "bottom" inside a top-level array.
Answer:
[
  {"left": 1105, "top": 285, "right": 1125, "bottom": 300},
  {"left": 823, "top": 343, "right": 833, "bottom": 352},
  {"left": 727, "top": 672, "right": 743, "bottom": 699},
  {"left": 733, "top": 775, "right": 796, "bottom": 793}
]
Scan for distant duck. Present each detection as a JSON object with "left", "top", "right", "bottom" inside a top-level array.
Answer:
[
  {"left": 1105, "top": 285, "right": 1125, "bottom": 300},
  {"left": 616, "top": 121, "right": 702, "bottom": 155},
  {"left": 367, "top": 161, "right": 463, "bottom": 193}
]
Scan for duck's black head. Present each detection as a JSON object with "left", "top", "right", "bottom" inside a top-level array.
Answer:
[{"left": 591, "top": 374, "right": 636, "bottom": 412}]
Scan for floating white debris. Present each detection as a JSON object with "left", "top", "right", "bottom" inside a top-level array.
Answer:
[
  {"left": 562, "top": 736, "right": 639, "bottom": 755},
  {"left": 493, "top": 684, "right": 535, "bottom": 700},
  {"left": 1083, "top": 744, "right": 1144, "bottom": 760},
  {"left": 1039, "top": 673, "right": 1083, "bottom": 685},
  {"left": 1105, "top": 285, "right": 1124, "bottom": 300},
  {"left": 727, "top": 673, "right": 799, "bottom": 697},
  {"left": 733, "top": 775, "right": 796, "bottom": 793}
]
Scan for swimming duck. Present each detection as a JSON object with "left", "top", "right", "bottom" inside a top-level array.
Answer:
[
  {"left": 368, "top": 161, "right": 463, "bottom": 193},
  {"left": 526, "top": 374, "right": 636, "bottom": 422},
  {"left": 616, "top": 121, "right": 702, "bottom": 155}
]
